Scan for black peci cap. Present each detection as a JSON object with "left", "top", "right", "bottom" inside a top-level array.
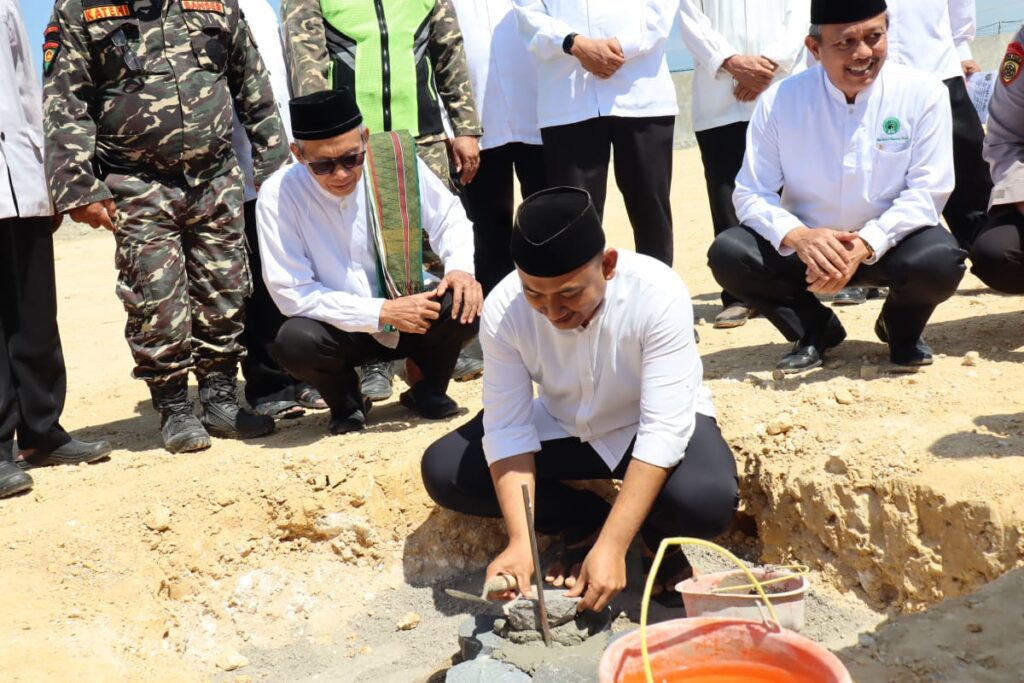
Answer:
[
  {"left": 511, "top": 187, "right": 606, "bottom": 278},
  {"left": 289, "top": 89, "right": 363, "bottom": 141},
  {"left": 811, "top": 0, "right": 887, "bottom": 26}
]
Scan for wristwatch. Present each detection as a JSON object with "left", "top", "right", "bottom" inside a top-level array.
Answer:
[{"left": 562, "top": 32, "right": 579, "bottom": 55}]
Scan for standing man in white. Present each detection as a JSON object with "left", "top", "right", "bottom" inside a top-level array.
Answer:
[
  {"left": 513, "top": 0, "right": 680, "bottom": 266},
  {"left": 1, "top": 0, "right": 112, "bottom": 498},
  {"left": 452, "top": 0, "right": 548, "bottom": 296},
  {"left": 678, "top": 0, "right": 810, "bottom": 328}
]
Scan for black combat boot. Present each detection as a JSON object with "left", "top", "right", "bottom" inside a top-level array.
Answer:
[
  {"left": 198, "top": 371, "right": 275, "bottom": 440},
  {"left": 150, "top": 381, "right": 212, "bottom": 454}
]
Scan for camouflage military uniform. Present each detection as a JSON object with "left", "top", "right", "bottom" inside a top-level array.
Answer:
[
  {"left": 43, "top": 0, "right": 288, "bottom": 387},
  {"left": 281, "top": 0, "right": 481, "bottom": 189}
]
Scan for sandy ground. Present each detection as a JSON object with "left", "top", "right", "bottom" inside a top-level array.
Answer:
[{"left": 2, "top": 147, "right": 1023, "bottom": 682}]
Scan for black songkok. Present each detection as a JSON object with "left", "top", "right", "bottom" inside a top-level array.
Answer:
[
  {"left": 811, "top": 0, "right": 887, "bottom": 25},
  {"left": 289, "top": 89, "right": 363, "bottom": 141},
  {"left": 511, "top": 187, "right": 606, "bottom": 278}
]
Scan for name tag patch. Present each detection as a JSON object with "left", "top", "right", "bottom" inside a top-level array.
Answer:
[
  {"left": 182, "top": 0, "right": 226, "bottom": 12},
  {"left": 83, "top": 5, "right": 132, "bottom": 22},
  {"left": 877, "top": 116, "right": 910, "bottom": 145},
  {"left": 1001, "top": 42, "right": 1023, "bottom": 86}
]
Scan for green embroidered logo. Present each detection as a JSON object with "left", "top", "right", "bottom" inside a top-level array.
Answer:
[{"left": 882, "top": 117, "right": 901, "bottom": 135}]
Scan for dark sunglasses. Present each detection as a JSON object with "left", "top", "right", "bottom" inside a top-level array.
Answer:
[
  {"left": 111, "top": 29, "right": 143, "bottom": 73},
  {"left": 305, "top": 149, "right": 367, "bottom": 176}
]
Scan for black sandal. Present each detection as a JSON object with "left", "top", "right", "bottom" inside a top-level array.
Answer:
[
  {"left": 545, "top": 538, "right": 594, "bottom": 587},
  {"left": 296, "top": 385, "right": 327, "bottom": 410},
  {"left": 252, "top": 399, "right": 304, "bottom": 420},
  {"left": 642, "top": 548, "right": 693, "bottom": 608}
]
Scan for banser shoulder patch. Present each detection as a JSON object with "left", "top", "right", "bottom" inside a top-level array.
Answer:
[
  {"left": 181, "top": 1, "right": 227, "bottom": 13},
  {"left": 1001, "top": 42, "right": 1023, "bottom": 86},
  {"left": 43, "top": 23, "right": 61, "bottom": 76}
]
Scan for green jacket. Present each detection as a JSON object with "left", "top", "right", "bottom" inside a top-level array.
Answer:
[
  {"left": 282, "top": 0, "right": 481, "bottom": 141},
  {"left": 43, "top": 0, "right": 287, "bottom": 212}
]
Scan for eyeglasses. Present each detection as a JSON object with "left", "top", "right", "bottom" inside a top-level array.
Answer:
[
  {"left": 111, "top": 29, "right": 142, "bottom": 72},
  {"left": 304, "top": 149, "right": 367, "bottom": 176}
]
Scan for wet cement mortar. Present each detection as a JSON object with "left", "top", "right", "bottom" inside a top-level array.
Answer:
[{"left": 208, "top": 545, "right": 882, "bottom": 682}]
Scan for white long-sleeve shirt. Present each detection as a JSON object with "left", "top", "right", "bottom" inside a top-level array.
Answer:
[
  {"left": 232, "top": 0, "right": 292, "bottom": 202},
  {"left": 886, "top": 0, "right": 975, "bottom": 82},
  {"left": 0, "top": 0, "right": 51, "bottom": 219},
  {"left": 677, "top": 0, "right": 810, "bottom": 132},
  {"left": 256, "top": 159, "right": 475, "bottom": 338},
  {"left": 734, "top": 62, "right": 954, "bottom": 263},
  {"left": 452, "top": 0, "right": 542, "bottom": 149},
  {"left": 512, "top": 0, "right": 680, "bottom": 128},
  {"left": 480, "top": 250, "right": 716, "bottom": 470}
]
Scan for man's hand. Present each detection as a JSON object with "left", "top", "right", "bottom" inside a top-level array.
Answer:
[
  {"left": 723, "top": 54, "right": 776, "bottom": 95},
  {"left": 435, "top": 269, "right": 483, "bottom": 324},
  {"left": 379, "top": 291, "right": 441, "bottom": 334},
  {"left": 782, "top": 226, "right": 858, "bottom": 282},
  {"left": 68, "top": 199, "right": 117, "bottom": 232},
  {"left": 733, "top": 83, "right": 761, "bottom": 102},
  {"left": 571, "top": 36, "right": 624, "bottom": 79},
  {"left": 805, "top": 233, "right": 873, "bottom": 294},
  {"left": 50, "top": 213, "right": 65, "bottom": 234},
  {"left": 1015, "top": 201, "right": 1024, "bottom": 217},
  {"left": 565, "top": 541, "right": 627, "bottom": 613},
  {"left": 450, "top": 136, "right": 481, "bottom": 185},
  {"left": 962, "top": 59, "right": 982, "bottom": 77},
  {"left": 486, "top": 541, "right": 536, "bottom": 601}
]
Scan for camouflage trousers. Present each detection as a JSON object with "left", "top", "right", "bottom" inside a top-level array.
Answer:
[{"left": 106, "top": 169, "right": 250, "bottom": 387}]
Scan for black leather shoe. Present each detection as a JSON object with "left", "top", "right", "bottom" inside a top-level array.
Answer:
[
  {"left": 359, "top": 361, "right": 394, "bottom": 402},
  {"left": 399, "top": 383, "right": 459, "bottom": 419},
  {"left": 776, "top": 318, "right": 847, "bottom": 374},
  {"left": 17, "top": 438, "right": 112, "bottom": 469},
  {"left": 874, "top": 316, "right": 933, "bottom": 366},
  {"left": 832, "top": 287, "right": 868, "bottom": 306},
  {"left": 328, "top": 398, "right": 371, "bottom": 435},
  {"left": 0, "top": 461, "right": 33, "bottom": 498}
]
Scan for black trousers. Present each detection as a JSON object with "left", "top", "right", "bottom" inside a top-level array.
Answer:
[
  {"left": 540, "top": 115, "right": 675, "bottom": 266},
  {"left": 238, "top": 199, "right": 298, "bottom": 406},
  {"left": 462, "top": 143, "right": 548, "bottom": 295},
  {"left": 273, "top": 291, "right": 478, "bottom": 416},
  {"left": 695, "top": 121, "right": 749, "bottom": 306},
  {"left": 944, "top": 76, "right": 993, "bottom": 249},
  {"left": 0, "top": 217, "right": 71, "bottom": 461},
  {"left": 708, "top": 225, "right": 966, "bottom": 347},
  {"left": 970, "top": 204, "right": 1024, "bottom": 294},
  {"left": 421, "top": 411, "right": 738, "bottom": 550}
]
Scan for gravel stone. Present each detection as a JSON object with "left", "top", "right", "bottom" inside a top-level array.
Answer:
[{"left": 445, "top": 658, "right": 531, "bottom": 683}]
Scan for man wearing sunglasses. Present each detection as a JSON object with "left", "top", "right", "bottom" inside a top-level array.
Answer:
[{"left": 257, "top": 90, "right": 481, "bottom": 435}]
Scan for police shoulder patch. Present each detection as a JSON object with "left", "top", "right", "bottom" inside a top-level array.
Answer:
[
  {"left": 1001, "top": 42, "right": 1024, "bottom": 86},
  {"left": 42, "top": 23, "right": 62, "bottom": 77}
]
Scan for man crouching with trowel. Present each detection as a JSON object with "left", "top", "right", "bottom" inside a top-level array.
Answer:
[{"left": 421, "top": 187, "right": 739, "bottom": 611}]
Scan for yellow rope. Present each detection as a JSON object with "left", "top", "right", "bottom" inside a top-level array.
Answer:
[
  {"left": 709, "top": 564, "right": 809, "bottom": 595},
  {"left": 639, "top": 538, "right": 781, "bottom": 683}
]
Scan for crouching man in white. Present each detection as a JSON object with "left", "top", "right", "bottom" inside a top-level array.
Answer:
[
  {"left": 708, "top": 0, "right": 966, "bottom": 373},
  {"left": 257, "top": 89, "right": 482, "bottom": 435},
  {"left": 422, "top": 187, "right": 739, "bottom": 612}
]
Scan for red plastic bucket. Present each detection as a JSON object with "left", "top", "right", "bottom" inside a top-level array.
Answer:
[{"left": 599, "top": 617, "right": 852, "bottom": 683}]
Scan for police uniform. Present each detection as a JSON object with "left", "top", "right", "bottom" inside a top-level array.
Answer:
[
  {"left": 281, "top": 0, "right": 482, "bottom": 188},
  {"left": 43, "top": 0, "right": 289, "bottom": 449},
  {"left": 969, "top": 26, "right": 1024, "bottom": 294}
]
